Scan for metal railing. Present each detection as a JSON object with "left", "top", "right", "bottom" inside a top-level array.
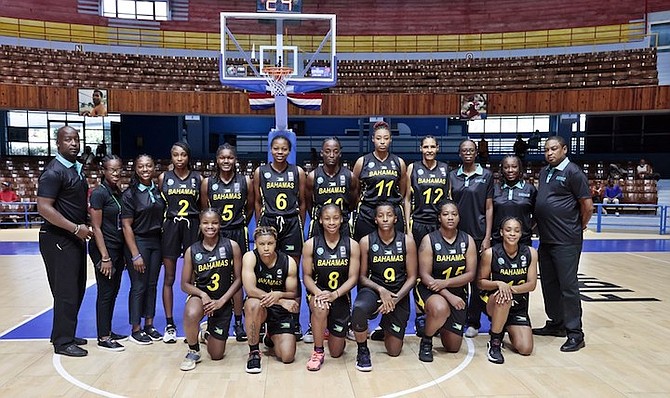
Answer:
[
  {"left": 592, "top": 203, "right": 668, "bottom": 235},
  {"left": 0, "top": 202, "right": 41, "bottom": 228}
]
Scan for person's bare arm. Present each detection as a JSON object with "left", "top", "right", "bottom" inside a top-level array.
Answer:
[
  {"left": 253, "top": 167, "right": 262, "bottom": 224},
  {"left": 579, "top": 197, "right": 593, "bottom": 229},
  {"left": 199, "top": 177, "right": 210, "bottom": 210},
  {"left": 403, "top": 163, "right": 414, "bottom": 233},
  {"left": 37, "top": 197, "right": 92, "bottom": 240}
]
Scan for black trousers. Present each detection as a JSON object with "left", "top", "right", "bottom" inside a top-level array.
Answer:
[
  {"left": 125, "top": 233, "right": 162, "bottom": 326},
  {"left": 89, "top": 242, "right": 125, "bottom": 338},
  {"left": 39, "top": 228, "right": 87, "bottom": 349},
  {"left": 538, "top": 242, "right": 584, "bottom": 340},
  {"left": 465, "top": 239, "right": 485, "bottom": 329}
]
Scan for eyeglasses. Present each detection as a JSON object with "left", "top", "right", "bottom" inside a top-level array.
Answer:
[
  {"left": 460, "top": 148, "right": 476, "bottom": 154},
  {"left": 104, "top": 168, "right": 122, "bottom": 174}
]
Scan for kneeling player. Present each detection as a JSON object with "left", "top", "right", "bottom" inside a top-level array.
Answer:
[{"left": 179, "top": 209, "right": 242, "bottom": 371}]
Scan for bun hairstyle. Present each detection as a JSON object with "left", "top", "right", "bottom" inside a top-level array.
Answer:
[
  {"left": 373, "top": 121, "right": 390, "bottom": 132},
  {"left": 253, "top": 225, "right": 278, "bottom": 241}
]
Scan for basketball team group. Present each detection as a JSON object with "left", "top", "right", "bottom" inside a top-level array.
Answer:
[{"left": 37, "top": 122, "right": 592, "bottom": 374}]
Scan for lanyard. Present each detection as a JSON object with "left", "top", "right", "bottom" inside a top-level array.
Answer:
[{"left": 103, "top": 183, "right": 122, "bottom": 212}]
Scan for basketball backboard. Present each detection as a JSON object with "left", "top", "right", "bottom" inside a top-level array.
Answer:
[{"left": 219, "top": 12, "right": 337, "bottom": 93}]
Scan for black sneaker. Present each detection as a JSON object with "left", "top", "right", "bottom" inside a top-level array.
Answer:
[
  {"left": 355, "top": 346, "right": 372, "bottom": 372},
  {"left": 110, "top": 332, "right": 128, "bottom": 342},
  {"left": 418, "top": 339, "right": 433, "bottom": 362},
  {"left": 487, "top": 339, "right": 504, "bottom": 364},
  {"left": 234, "top": 322, "right": 248, "bottom": 342},
  {"left": 294, "top": 323, "right": 303, "bottom": 342},
  {"left": 263, "top": 333, "right": 275, "bottom": 349},
  {"left": 246, "top": 350, "right": 262, "bottom": 374},
  {"left": 415, "top": 315, "right": 426, "bottom": 338},
  {"left": 97, "top": 338, "right": 125, "bottom": 352},
  {"left": 144, "top": 325, "right": 163, "bottom": 341},
  {"left": 532, "top": 322, "right": 567, "bottom": 337},
  {"left": 370, "top": 327, "right": 384, "bottom": 341},
  {"left": 129, "top": 330, "right": 152, "bottom": 345}
]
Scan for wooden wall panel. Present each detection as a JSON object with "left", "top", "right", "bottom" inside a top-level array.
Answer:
[{"left": 1, "top": 84, "right": 668, "bottom": 115}]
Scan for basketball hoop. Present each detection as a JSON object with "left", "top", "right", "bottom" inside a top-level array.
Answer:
[{"left": 262, "top": 66, "right": 293, "bottom": 96}]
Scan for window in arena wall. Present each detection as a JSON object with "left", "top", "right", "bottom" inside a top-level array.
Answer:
[
  {"left": 102, "top": 0, "right": 169, "bottom": 21},
  {"left": 5, "top": 111, "right": 120, "bottom": 157},
  {"left": 650, "top": 21, "right": 670, "bottom": 50},
  {"left": 466, "top": 115, "right": 554, "bottom": 155}
]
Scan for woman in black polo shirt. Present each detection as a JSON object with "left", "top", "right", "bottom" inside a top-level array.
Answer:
[
  {"left": 121, "top": 154, "right": 166, "bottom": 345},
  {"left": 492, "top": 155, "right": 537, "bottom": 246},
  {"left": 89, "top": 154, "right": 127, "bottom": 351}
]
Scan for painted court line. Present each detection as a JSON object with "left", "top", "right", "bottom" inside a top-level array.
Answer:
[
  {"left": 626, "top": 252, "right": 670, "bottom": 265},
  {"left": 53, "top": 354, "right": 127, "bottom": 398},
  {"left": 378, "top": 337, "right": 475, "bottom": 398}
]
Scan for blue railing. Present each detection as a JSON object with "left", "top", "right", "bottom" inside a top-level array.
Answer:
[
  {"left": 0, "top": 202, "right": 41, "bottom": 228},
  {"left": 593, "top": 203, "right": 668, "bottom": 235}
]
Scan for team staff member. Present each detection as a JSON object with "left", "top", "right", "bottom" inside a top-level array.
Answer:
[
  {"left": 492, "top": 155, "right": 536, "bottom": 246},
  {"left": 306, "top": 137, "right": 356, "bottom": 238},
  {"left": 159, "top": 141, "right": 202, "bottom": 343},
  {"left": 533, "top": 136, "right": 592, "bottom": 352},
  {"left": 448, "top": 139, "right": 493, "bottom": 338},
  {"left": 88, "top": 154, "right": 127, "bottom": 352},
  {"left": 302, "top": 204, "right": 360, "bottom": 371},
  {"left": 201, "top": 143, "right": 253, "bottom": 341},
  {"left": 122, "top": 154, "right": 166, "bottom": 345},
  {"left": 478, "top": 217, "right": 538, "bottom": 364},
  {"left": 404, "top": 136, "right": 449, "bottom": 337},
  {"left": 37, "top": 126, "right": 94, "bottom": 357},
  {"left": 352, "top": 121, "right": 408, "bottom": 241},
  {"left": 179, "top": 209, "right": 242, "bottom": 371},
  {"left": 351, "top": 203, "right": 417, "bottom": 372},
  {"left": 242, "top": 226, "right": 300, "bottom": 374},
  {"left": 415, "top": 200, "right": 477, "bottom": 362}
]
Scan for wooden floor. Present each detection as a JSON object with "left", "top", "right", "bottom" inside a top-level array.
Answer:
[{"left": 0, "top": 229, "right": 669, "bottom": 397}]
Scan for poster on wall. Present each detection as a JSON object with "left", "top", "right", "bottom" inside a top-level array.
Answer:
[
  {"left": 460, "top": 93, "right": 487, "bottom": 120},
  {"left": 78, "top": 88, "right": 108, "bottom": 117}
]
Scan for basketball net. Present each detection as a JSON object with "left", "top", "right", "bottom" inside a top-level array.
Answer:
[{"left": 262, "top": 66, "right": 293, "bottom": 96}]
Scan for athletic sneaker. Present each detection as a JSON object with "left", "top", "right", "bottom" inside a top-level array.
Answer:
[
  {"left": 464, "top": 326, "right": 479, "bottom": 338},
  {"left": 199, "top": 321, "right": 209, "bottom": 344},
  {"left": 129, "top": 330, "right": 152, "bottom": 345},
  {"left": 263, "top": 333, "right": 274, "bottom": 349},
  {"left": 246, "top": 350, "right": 262, "bottom": 374},
  {"left": 487, "top": 339, "right": 504, "bottom": 364},
  {"left": 346, "top": 327, "right": 356, "bottom": 341},
  {"left": 303, "top": 326, "right": 314, "bottom": 344},
  {"left": 163, "top": 324, "right": 177, "bottom": 344},
  {"left": 418, "top": 339, "right": 433, "bottom": 362},
  {"left": 144, "top": 326, "right": 163, "bottom": 341},
  {"left": 180, "top": 349, "right": 202, "bottom": 371},
  {"left": 295, "top": 323, "right": 304, "bottom": 342},
  {"left": 370, "top": 327, "right": 384, "bottom": 341},
  {"left": 234, "top": 322, "right": 247, "bottom": 342},
  {"left": 110, "top": 332, "right": 128, "bottom": 342},
  {"left": 97, "top": 338, "right": 125, "bottom": 352},
  {"left": 414, "top": 314, "right": 426, "bottom": 338},
  {"left": 306, "top": 350, "right": 325, "bottom": 371},
  {"left": 355, "top": 346, "right": 373, "bottom": 372}
]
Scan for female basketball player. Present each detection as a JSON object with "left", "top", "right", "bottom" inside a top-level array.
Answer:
[
  {"left": 350, "top": 202, "right": 417, "bottom": 372},
  {"left": 179, "top": 209, "right": 242, "bottom": 371},
  {"left": 89, "top": 154, "right": 127, "bottom": 351},
  {"left": 478, "top": 217, "right": 538, "bottom": 364},
  {"left": 200, "top": 143, "right": 253, "bottom": 341},
  {"left": 242, "top": 226, "right": 300, "bottom": 374},
  {"left": 492, "top": 155, "right": 536, "bottom": 246},
  {"left": 403, "top": 135, "right": 449, "bottom": 337},
  {"left": 159, "top": 142, "right": 202, "bottom": 343},
  {"left": 352, "top": 121, "right": 407, "bottom": 241},
  {"left": 302, "top": 204, "right": 360, "bottom": 371},
  {"left": 448, "top": 139, "right": 493, "bottom": 338},
  {"left": 414, "top": 200, "right": 477, "bottom": 362},
  {"left": 121, "top": 154, "right": 166, "bottom": 345}
]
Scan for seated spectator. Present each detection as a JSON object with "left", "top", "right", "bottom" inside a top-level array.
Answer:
[
  {"left": 590, "top": 181, "right": 604, "bottom": 203},
  {"left": 636, "top": 159, "right": 660, "bottom": 180},
  {"left": 1, "top": 182, "right": 22, "bottom": 225},
  {"left": 81, "top": 146, "right": 95, "bottom": 166},
  {"left": 603, "top": 179, "right": 623, "bottom": 216}
]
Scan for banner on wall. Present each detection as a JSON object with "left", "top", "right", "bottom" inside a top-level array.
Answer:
[
  {"left": 249, "top": 93, "right": 322, "bottom": 111},
  {"left": 459, "top": 93, "right": 487, "bottom": 120}
]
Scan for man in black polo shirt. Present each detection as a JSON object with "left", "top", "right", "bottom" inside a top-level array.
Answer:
[
  {"left": 37, "top": 126, "right": 94, "bottom": 357},
  {"left": 533, "top": 136, "right": 592, "bottom": 352}
]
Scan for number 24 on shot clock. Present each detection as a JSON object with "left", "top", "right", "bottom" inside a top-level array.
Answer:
[{"left": 257, "top": 0, "right": 302, "bottom": 13}]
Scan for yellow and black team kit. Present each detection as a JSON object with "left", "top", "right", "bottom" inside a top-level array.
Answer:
[
  {"left": 208, "top": 173, "right": 249, "bottom": 251},
  {"left": 309, "top": 165, "right": 352, "bottom": 238},
  {"left": 483, "top": 243, "right": 532, "bottom": 327},
  {"left": 161, "top": 170, "right": 202, "bottom": 259},
  {"left": 190, "top": 237, "right": 235, "bottom": 340},
  {"left": 415, "top": 229, "right": 470, "bottom": 336},
  {"left": 351, "top": 230, "right": 409, "bottom": 339},
  {"left": 310, "top": 234, "right": 352, "bottom": 337},
  {"left": 353, "top": 153, "right": 405, "bottom": 241},
  {"left": 253, "top": 250, "right": 299, "bottom": 335},
  {"left": 258, "top": 163, "right": 303, "bottom": 256},
  {"left": 408, "top": 160, "right": 449, "bottom": 247}
]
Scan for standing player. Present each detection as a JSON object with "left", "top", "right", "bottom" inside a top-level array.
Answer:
[
  {"left": 448, "top": 139, "right": 494, "bottom": 338},
  {"left": 350, "top": 203, "right": 417, "bottom": 372},
  {"left": 415, "top": 200, "right": 477, "bottom": 362},
  {"left": 159, "top": 142, "right": 202, "bottom": 343},
  {"left": 302, "top": 204, "right": 360, "bottom": 371},
  {"left": 242, "top": 226, "right": 300, "bottom": 374},
  {"left": 200, "top": 143, "right": 253, "bottom": 341},
  {"left": 403, "top": 136, "right": 449, "bottom": 337},
  {"left": 352, "top": 121, "right": 408, "bottom": 241},
  {"left": 492, "top": 155, "right": 536, "bottom": 246},
  {"left": 478, "top": 217, "right": 538, "bottom": 364},
  {"left": 179, "top": 209, "right": 242, "bottom": 371}
]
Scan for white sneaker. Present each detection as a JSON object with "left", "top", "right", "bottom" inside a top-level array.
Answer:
[
  {"left": 303, "top": 327, "right": 314, "bottom": 344},
  {"left": 199, "top": 321, "right": 209, "bottom": 344},
  {"left": 163, "top": 324, "right": 177, "bottom": 344},
  {"left": 464, "top": 326, "right": 479, "bottom": 338},
  {"left": 180, "top": 349, "right": 201, "bottom": 371}
]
